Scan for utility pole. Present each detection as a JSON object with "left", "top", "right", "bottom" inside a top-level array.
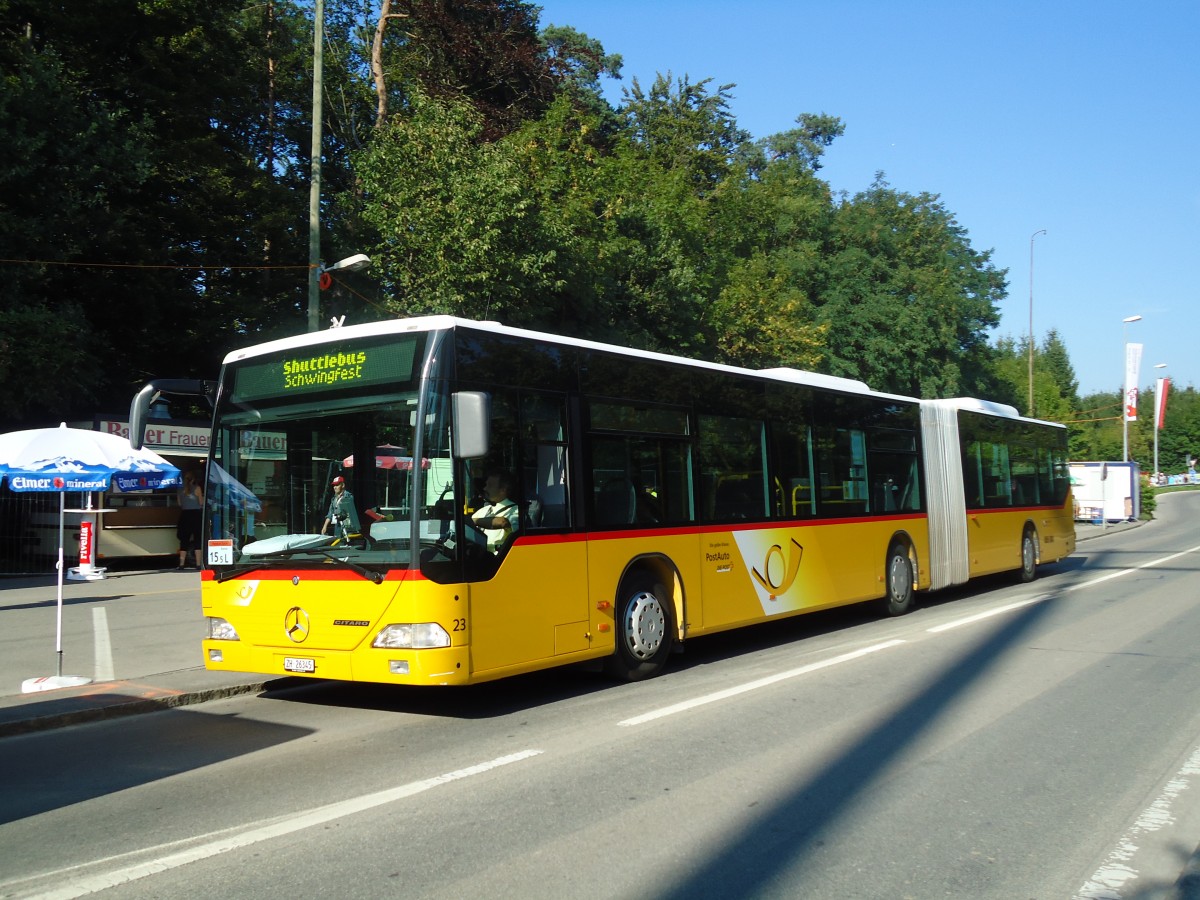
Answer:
[
  {"left": 1028, "top": 229, "right": 1046, "bottom": 416},
  {"left": 306, "top": 0, "right": 324, "bottom": 332}
]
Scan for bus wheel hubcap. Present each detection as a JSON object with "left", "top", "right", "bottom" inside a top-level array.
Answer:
[
  {"left": 889, "top": 555, "right": 907, "bottom": 597},
  {"left": 625, "top": 591, "right": 665, "bottom": 659}
]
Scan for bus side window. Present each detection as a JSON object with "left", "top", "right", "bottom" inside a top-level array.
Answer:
[
  {"left": 526, "top": 448, "right": 569, "bottom": 529},
  {"left": 596, "top": 478, "right": 637, "bottom": 525},
  {"left": 698, "top": 414, "right": 768, "bottom": 522},
  {"left": 769, "top": 423, "right": 815, "bottom": 519},
  {"left": 1011, "top": 443, "right": 1038, "bottom": 506},
  {"left": 813, "top": 425, "right": 869, "bottom": 516},
  {"left": 866, "top": 425, "right": 918, "bottom": 515},
  {"left": 521, "top": 393, "right": 570, "bottom": 530},
  {"left": 962, "top": 440, "right": 984, "bottom": 508}
]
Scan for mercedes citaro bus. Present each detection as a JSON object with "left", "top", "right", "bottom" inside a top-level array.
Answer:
[{"left": 130, "top": 316, "right": 1074, "bottom": 685}]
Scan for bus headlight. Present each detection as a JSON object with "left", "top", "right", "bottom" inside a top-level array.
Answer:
[
  {"left": 373, "top": 623, "right": 451, "bottom": 649},
  {"left": 208, "top": 617, "right": 240, "bottom": 641}
]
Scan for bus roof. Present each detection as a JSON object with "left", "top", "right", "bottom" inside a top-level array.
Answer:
[
  {"left": 223, "top": 315, "right": 908, "bottom": 400},
  {"left": 225, "top": 315, "right": 1048, "bottom": 414},
  {"left": 922, "top": 396, "right": 1066, "bottom": 429}
]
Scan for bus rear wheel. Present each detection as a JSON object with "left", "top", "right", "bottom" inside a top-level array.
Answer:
[
  {"left": 604, "top": 576, "right": 672, "bottom": 681},
  {"left": 1018, "top": 528, "right": 1038, "bottom": 583},
  {"left": 877, "top": 543, "right": 915, "bottom": 617}
]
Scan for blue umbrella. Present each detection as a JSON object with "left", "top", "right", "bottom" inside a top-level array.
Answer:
[
  {"left": 0, "top": 423, "right": 181, "bottom": 691},
  {"left": 208, "top": 462, "right": 263, "bottom": 513},
  {"left": 0, "top": 423, "right": 182, "bottom": 492}
]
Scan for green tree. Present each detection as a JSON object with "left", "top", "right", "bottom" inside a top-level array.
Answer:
[
  {"left": 819, "top": 176, "right": 1005, "bottom": 397},
  {"left": 990, "top": 330, "right": 1079, "bottom": 428},
  {"left": 1040, "top": 328, "right": 1079, "bottom": 406},
  {"left": 620, "top": 73, "right": 749, "bottom": 195},
  {"left": 751, "top": 112, "right": 845, "bottom": 173},
  {"left": 1070, "top": 390, "right": 1124, "bottom": 461},
  {"left": 353, "top": 91, "right": 553, "bottom": 322},
  {"left": 1155, "top": 384, "right": 1200, "bottom": 474},
  {"left": 0, "top": 0, "right": 315, "bottom": 424},
  {"left": 0, "top": 13, "right": 143, "bottom": 418},
  {"left": 702, "top": 121, "right": 838, "bottom": 369},
  {"left": 541, "top": 23, "right": 623, "bottom": 102},
  {"left": 370, "top": 0, "right": 557, "bottom": 139},
  {"left": 709, "top": 252, "right": 827, "bottom": 369},
  {"left": 1128, "top": 379, "right": 1200, "bottom": 474}
]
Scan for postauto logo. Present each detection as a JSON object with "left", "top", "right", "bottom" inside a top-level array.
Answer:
[{"left": 8, "top": 475, "right": 108, "bottom": 491}]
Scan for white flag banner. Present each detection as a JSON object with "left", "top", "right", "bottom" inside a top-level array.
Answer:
[{"left": 1124, "top": 342, "right": 1143, "bottom": 422}]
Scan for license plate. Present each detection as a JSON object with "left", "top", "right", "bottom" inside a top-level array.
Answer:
[
  {"left": 283, "top": 657, "right": 316, "bottom": 673},
  {"left": 207, "top": 539, "right": 234, "bottom": 566}
]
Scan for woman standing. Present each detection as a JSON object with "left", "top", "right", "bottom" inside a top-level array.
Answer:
[{"left": 177, "top": 470, "right": 204, "bottom": 569}]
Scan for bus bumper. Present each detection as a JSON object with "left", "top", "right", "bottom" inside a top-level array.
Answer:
[{"left": 202, "top": 640, "right": 473, "bottom": 686}]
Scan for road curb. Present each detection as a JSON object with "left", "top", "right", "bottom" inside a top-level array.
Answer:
[
  {"left": 0, "top": 679, "right": 282, "bottom": 739},
  {"left": 1075, "top": 519, "right": 1144, "bottom": 541}
]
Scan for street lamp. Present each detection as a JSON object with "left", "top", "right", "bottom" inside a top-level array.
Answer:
[
  {"left": 1028, "top": 229, "right": 1046, "bottom": 416},
  {"left": 313, "top": 253, "right": 372, "bottom": 327},
  {"left": 1122, "top": 314, "right": 1142, "bottom": 462},
  {"left": 324, "top": 253, "right": 371, "bottom": 276},
  {"left": 1153, "top": 363, "right": 1168, "bottom": 479}
]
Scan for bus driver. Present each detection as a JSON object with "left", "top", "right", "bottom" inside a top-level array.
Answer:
[{"left": 469, "top": 471, "right": 520, "bottom": 554}]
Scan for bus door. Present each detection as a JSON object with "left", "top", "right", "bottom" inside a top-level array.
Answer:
[
  {"left": 463, "top": 391, "right": 590, "bottom": 675},
  {"left": 584, "top": 425, "right": 696, "bottom": 629}
]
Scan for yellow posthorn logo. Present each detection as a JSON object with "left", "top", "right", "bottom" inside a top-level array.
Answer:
[{"left": 751, "top": 538, "right": 804, "bottom": 600}]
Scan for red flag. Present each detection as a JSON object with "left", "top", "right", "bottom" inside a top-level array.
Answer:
[{"left": 1155, "top": 378, "right": 1171, "bottom": 430}]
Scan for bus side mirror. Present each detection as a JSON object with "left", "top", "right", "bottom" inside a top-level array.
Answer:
[
  {"left": 128, "top": 379, "right": 216, "bottom": 449},
  {"left": 452, "top": 391, "right": 490, "bottom": 459},
  {"left": 129, "top": 383, "right": 156, "bottom": 450}
]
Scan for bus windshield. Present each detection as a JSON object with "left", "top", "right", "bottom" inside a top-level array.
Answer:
[{"left": 205, "top": 331, "right": 455, "bottom": 573}]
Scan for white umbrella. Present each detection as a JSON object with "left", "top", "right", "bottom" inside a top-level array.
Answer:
[{"left": 0, "top": 423, "right": 182, "bottom": 692}]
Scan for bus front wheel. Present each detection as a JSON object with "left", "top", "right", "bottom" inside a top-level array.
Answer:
[
  {"left": 878, "top": 544, "right": 915, "bottom": 617},
  {"left": 605, "top": 576, "right": 672, "bottom": 681}
]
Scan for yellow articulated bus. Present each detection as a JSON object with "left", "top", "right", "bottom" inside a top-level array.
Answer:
[{"left": 130, "top": 316, "right": 1075, "bottom": 685}]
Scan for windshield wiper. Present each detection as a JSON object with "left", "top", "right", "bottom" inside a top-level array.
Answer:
[
  {"left": 310, "top": 549, "right": 385, "bottom": 584},
  {"left": 214, "top": 547, "right": 384, "bottom": 584}
]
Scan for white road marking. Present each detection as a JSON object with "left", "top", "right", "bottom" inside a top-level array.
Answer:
[
  {"left": 1074, "top": 743, "right": 1200, "bottom": 899},
  {"left": 14, "top": 750, "right": 543, "bottom": 900},
  {"left": 617, "top": 640, "right": 906, "bottom": 727},
  {"left": 1061, "top": 543, "right": 1200, "bottom": 591},
  {"left": 928, "top": 543, "right": 1200, "bottom": 634},
  {"left": 926, "top": 596, "right": 1048, "bottom": 633},
  {"left": 16, "top": 542, "right": 1200, "bottom": 898},
  {"left": 620, "top": 543, "right": 1200, "bottom": 728},
  {"left": 91, "top": 607, "right": 114, "bottom": 682}
]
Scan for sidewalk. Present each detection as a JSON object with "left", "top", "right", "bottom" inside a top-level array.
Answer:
[
  {"left": 0, "top": 567, "right": 281, "bottom": 738},
  {"left": 1074, "top": 517, "right": 1144, "bottom": 541}
]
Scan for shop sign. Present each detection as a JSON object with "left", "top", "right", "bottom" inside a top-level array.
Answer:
[{"left": 100, "top": 420, "right": 210, "bottom": 454}]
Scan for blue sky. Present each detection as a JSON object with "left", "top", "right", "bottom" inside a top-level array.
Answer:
[{"left": 535, "top": 0, "right": 1198, "bottom": 398}]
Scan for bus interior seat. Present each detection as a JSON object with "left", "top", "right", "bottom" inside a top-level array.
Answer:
[
  {"left": 536, "top": 483, "right": 567, "bottom": 528},
  {"left": 714, "top": 479, "right": 760, "bottom": 520},
  {"left": 525, "top": 498, "right": 543, "bottom": 529},
  {"left": 873, "top": 480, "right": 898, "bottom": 512},
  {"left": 595, "top": 478, "right": 635, "bottom": 526}
]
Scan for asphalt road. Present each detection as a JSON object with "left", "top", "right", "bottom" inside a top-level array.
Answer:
[{"left": 2, "top": 496, "right": 1199, "bottom": 898}]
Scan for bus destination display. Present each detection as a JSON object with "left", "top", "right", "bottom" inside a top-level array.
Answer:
[{"left": 231, "top": 339, "right": 417, "bottom": 403}]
